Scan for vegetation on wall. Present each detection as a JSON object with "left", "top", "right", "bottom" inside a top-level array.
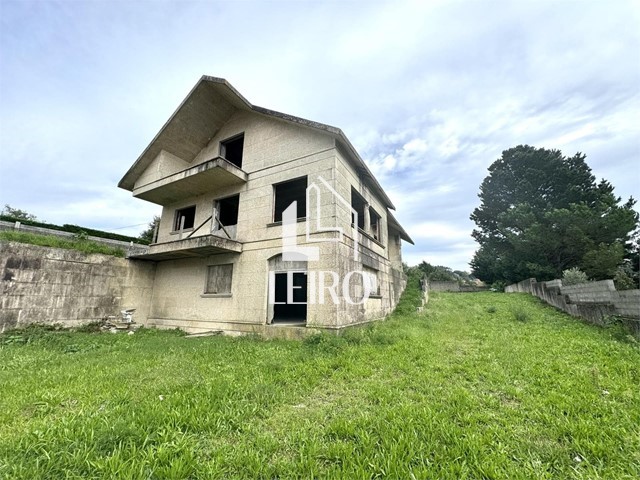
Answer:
[
  {"left": 470, "top": 146, "right": 638, "bottom": 285},
  {"left": 1, "top": 205, "right": 148, "bottom": 245},
  {"left": 0, "top": 231, "right": 126, "bottom": 257},
  {"left": 406, "top": 261, "right": 479, "bottom": 285}
]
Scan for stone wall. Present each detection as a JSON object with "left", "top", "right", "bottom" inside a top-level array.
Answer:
[
  {"left": 427, "top": 281, "right": 487, "bottom": 293},
  {"left": 429, "top": 281, "right": 460, "bottom": 292},
  {"left": 0, "top": 220, "right": 149, "bottom": 256},
  {"left": 1, "top": 242, "right": 156, "bottom": 332},
  {"left": 505, "top": 277, "right": 640, "bottom": 337}
]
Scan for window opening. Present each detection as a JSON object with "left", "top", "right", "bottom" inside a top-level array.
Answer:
[
  {"left": 274, "top": 176, "right": 307, "bottom": 222},
  {"left": 220, "top": 134, "right": 244, "bottom": 168},
  {"left": 174, "top": 206, "right": 196, "bottom": 231},
  {"left": 205, "top": 264, "right": 233, "bottom": 294}
]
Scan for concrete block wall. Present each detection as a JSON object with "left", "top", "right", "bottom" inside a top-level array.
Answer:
[
  {"left": 505, "top": 277, "right": 639, "bottom": 337},
  {"left": 429, "top": 281, "right": 461, "bottom": 292},
  {"left": 0, "top": 242, "right": 156, "bottom": 332}
]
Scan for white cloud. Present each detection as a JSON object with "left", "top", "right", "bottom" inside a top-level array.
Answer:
[{"left": 1, "top": 0, "right": 638, "bottom": 272}]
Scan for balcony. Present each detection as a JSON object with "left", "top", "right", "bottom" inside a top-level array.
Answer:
[
  {"left": 129, "top": 234, "right": 242, "bottom": 261},
  {"left": 132, "top": 157, "right": 248, "bottom": 204}
]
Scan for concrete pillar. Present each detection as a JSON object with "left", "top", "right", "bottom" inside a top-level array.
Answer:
[{"left": 363, "top": 204, "right": 371, "bottom": 235}]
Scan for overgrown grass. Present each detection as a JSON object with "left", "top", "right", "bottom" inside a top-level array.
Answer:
[
  {"left": 1, "top": 285, "right": 638, "bottom": 478},
  {"left": 0, "top": 231, "right": 125, "bottom": 257}
]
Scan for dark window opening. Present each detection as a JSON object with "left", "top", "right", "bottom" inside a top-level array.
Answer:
[
  {"left": 351, "top": 187, "right": 366, "bottom": 230},
  {"left": 174, "top": 205, "right": 195, "bottom": 231},
  {"left": 205, "top": 264, "right": 233, "bottom": 294},
  {"left": 274, "top": 177, "right": 307, "bottom": 222},
  {"left": 273, "top": 272, "right": 307, "bottom": 322},
  {"left": 370, "top": 207, "right": 381, "bottom": 241},
  {"left": 220, "top": 134, "right": 244, "bottom": 169},
  {"left": 217, "top": 194, "right": 239, "bottom": 227}
]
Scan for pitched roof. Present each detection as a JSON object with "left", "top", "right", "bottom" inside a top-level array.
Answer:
[
  {"left": 388, "top": 210, "right": 414, "bottom": 245},
  {"left": 119, "top": 76, "right": 395, "bottom": 210}
]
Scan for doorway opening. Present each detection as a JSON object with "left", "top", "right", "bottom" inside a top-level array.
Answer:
[
  {"left": 268, "top": 254, "right": 308, "bottom": 325},
  {"left": 272, "top": 272, "right": 307, "bottom": 324}
]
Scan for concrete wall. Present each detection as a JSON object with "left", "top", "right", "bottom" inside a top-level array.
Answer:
[
  {"left": 0, "top": 242, "right": 156, "bottom": 332},
  {"left": 505, "top": 277, "right": 640, "bottom": 337},
  {"left": 429, "top": 281, "right": 461, "bottom": 292},
  {"left": 0, "top": 220, "right": 149, "bottom": 256}
]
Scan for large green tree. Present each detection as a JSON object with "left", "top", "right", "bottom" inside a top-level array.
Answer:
[{"left": 470, "top": 145, "right": 638, "bottom": 284}]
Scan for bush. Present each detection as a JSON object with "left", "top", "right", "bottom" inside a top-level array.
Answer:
[
  {"left": 562, "top": 267, "right": 589, "bottom": 286},
  {"left": 511, "top": 307, "right": 530, "bottom": 322},
  {"left": 0, "top": 215, "right": 148, "bottom": 245},
  {"left": 613, "top": 267, "right": 636, "bottom": 291}
]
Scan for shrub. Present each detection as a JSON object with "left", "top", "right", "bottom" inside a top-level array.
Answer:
[
  {"left": 511, "top": 307, "right": 530, "bottom": 322},
  {"left": 613, "top": 266, "right": 636, "bottom": 291},
  {"left": 562, "top": 267, "right": 589, "bottom": 286}
]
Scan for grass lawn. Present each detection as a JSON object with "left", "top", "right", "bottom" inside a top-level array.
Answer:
[{"left": 1, "top": 281, "right": 638, "bottom": 479}]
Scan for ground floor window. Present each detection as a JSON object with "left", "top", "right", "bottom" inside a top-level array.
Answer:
[
  {"left": 205, "top": 264, "right": 233, "bottom": 294},
  {"left": 364, "top": 266, "right": 380, "bottom": 296}
]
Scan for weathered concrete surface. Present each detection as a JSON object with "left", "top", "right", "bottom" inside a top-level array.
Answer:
[
  {"left": 506, "top": 277, "right": 640, "bottom": 337},
  {"left": 114, "top": 76, "right": 412, "bottom": 335},
  {"left": 0, "top": 242, "right": 156, "bottom": 332},
  {"left": 429, "top": 281, "right": 461, "bottom": 292}
]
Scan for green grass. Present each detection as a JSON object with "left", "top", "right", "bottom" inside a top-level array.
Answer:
[
  {"left": 0, "top": 231, "right": 125, "bottom": 257},
  {"left": 1, "top": 284, "right": 638, "bottom": 478}
]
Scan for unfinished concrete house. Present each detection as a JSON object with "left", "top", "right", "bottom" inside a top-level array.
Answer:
[{"left": 119, "top": 76, "right": 413, "bottom": 335}]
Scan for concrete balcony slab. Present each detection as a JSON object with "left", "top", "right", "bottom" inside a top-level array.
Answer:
[{"left": 133, "top": 157, "right": 247, "bottom": 204}]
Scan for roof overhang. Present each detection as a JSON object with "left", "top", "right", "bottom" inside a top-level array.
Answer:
[
  {"left": 388, "top": 211, "right": 414, "bottom": 245},
  {"left": 119, "top": 77, "right": 252, "bottom": 191},
  {"left": 119, "top": 76, "right": 397, "bottom": 210}
]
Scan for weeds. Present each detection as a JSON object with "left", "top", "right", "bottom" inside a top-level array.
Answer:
[
  {"left": 0, "top": 289, "right": 638, "bottom": 478},
  {"left": 0, "top": 231, "right": 125, "bottom": 257},
  {"left": 511, "top": 307, "right": 530, "bottom": 322}
]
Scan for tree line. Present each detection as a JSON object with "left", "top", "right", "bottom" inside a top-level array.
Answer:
[{"left": 469, "top": 145, "right": 638, "bottom": 289}]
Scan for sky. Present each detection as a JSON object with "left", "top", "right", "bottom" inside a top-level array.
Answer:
[{"left": 1, "top": 0, "right": 639, "bottom": 271}]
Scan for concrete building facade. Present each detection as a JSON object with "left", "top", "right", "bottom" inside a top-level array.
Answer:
[{"left": 119, "top": 76, "right": 413, "bottom": 335}]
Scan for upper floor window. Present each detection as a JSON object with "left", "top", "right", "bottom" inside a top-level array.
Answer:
[
  {"left": 174, "top": 205, "right": 195, "bottom": 231},
  {"left": 351, "top": 187, "right": 366, "bottom": 230},
  {"left": 220, "top": 133, "right": 244, "bottom": 169},
  {"left": 274, "top": 176, "right": 307, "bottom": 222},
  {"left": 370, "top": 207, "right": 381, "bottom": 242},
  {"left": 216, "top": 194, "right": 240, "bottom": 227}
]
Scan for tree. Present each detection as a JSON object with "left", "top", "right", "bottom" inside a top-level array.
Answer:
[
  {"left": 470, "top": 145, "right": 638, "bottom": 284},
  {"left": 138, "top": 216, "right": 160, "bottom": 244},
  {"left": 1, "top": 204, "right": 37, "bottom": 221}
]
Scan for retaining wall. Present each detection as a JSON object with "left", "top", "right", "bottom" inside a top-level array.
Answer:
[
  {"left": 0, "top": 242, "right": 156, "bottom": 332},
  {"left": 506, "top": 277, "right": 640, "bottom": 336},
  {"left": 0, "top": 220, "right": 149, "bottom": 256}
]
